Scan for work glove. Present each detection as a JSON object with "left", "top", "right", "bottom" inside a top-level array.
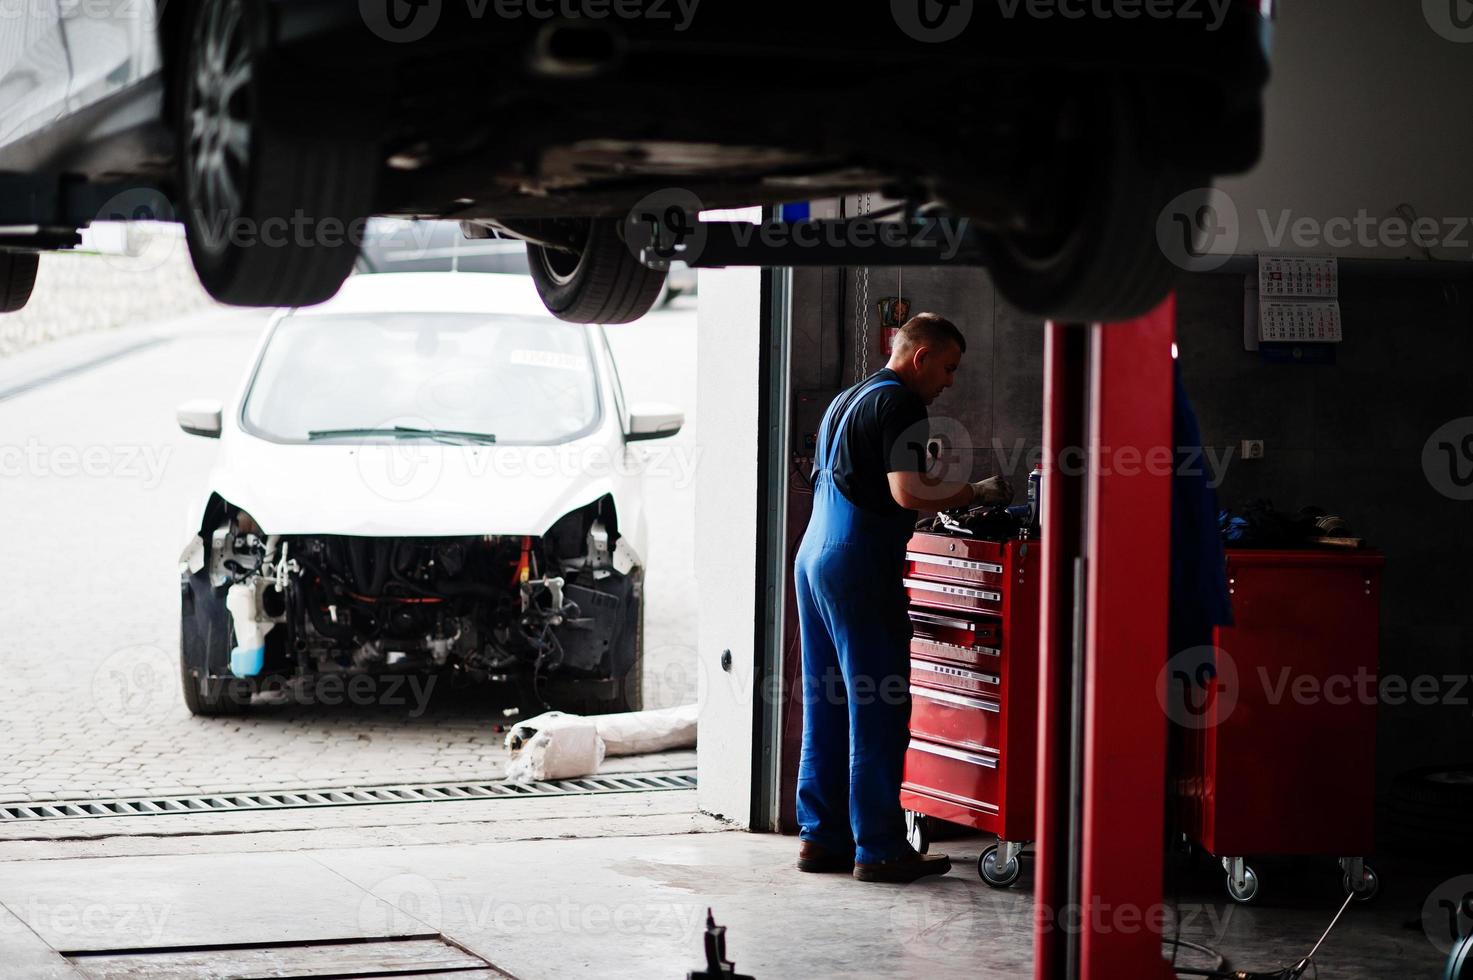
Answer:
[{"left": 971, "top": 476, "right": 1014, "bottom": 507}]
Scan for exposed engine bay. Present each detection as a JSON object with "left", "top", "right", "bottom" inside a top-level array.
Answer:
[{"left": 181, "top": 496, "right": 641, "bottom": 712}]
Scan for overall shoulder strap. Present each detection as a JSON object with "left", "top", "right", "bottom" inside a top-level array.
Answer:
[{"left": 817, "top": 377, "right": 902, "bottom": 473}]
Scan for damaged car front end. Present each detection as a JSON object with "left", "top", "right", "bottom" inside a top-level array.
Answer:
[{"left": 176, "top": 272, "right": 680, "bottom": 717}]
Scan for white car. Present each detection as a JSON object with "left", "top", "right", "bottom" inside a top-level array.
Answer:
[{"left": 176, "top": 272, "right": 683, "bottom": 717}]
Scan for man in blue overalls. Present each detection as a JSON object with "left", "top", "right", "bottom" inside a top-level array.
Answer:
[{"left": 795, "top": 313, "right": 1012, "bottom": 883}]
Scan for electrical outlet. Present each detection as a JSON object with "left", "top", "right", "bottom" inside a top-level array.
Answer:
[{"left": 1241, "top": 440, "right": 1265, "bottom": 460}]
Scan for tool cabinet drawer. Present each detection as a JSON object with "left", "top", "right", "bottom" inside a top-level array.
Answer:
[
  {"left": 910, "top": 658, "right": 1000, "bottom": 698},
  {"left": 904, "top": 577, "right": 1002, "bottom": 616},
  {"left": 902, "top": 738, "right": 1000, "bottom": 814},
  {"left": 909, "top": 685, "right": 1001, "bottom": 753},
  {"left": 910, "top": 636, "right": 1000, "bottom": 672},
  {"left": 909, "top": 609, "right": 1000, "bottom": 649},
  {"left": 905, "top": 550, "right": 1005, "bottom": 589}
]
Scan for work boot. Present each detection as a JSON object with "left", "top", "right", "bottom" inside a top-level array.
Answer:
[
  {"left": 796, "top": 840, "right": 855, "bottom": 873},
  {"left": 853, "top": 847, "right": 952, "bottom": 883}
]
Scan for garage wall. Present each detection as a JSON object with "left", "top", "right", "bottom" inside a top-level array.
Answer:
[
  {"left": 789, "top": 262, "right": 1473, "bottom": 839},
  {"left": 1175, "top": 270, "right": 1473, "bottom": 813},
  {"left": 1212, "top": 0, "right": 1473, "bottom": 262}
]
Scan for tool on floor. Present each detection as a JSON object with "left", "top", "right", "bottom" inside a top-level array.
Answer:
[{"left": 687, "top": 908, "right": 754, "bottom": 980}]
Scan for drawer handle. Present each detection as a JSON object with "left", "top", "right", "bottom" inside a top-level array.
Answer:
[
  {"left": 912, "top": 660, "right": 1001, "bottom": 687},
  {"left": 907, "top": 553, "right": 1004, "bottom": 575},
  {"left": 913, "top": 687, "right": 1000, "bottom": 713},
  {"left": 904, "top": 578, "right": 1002, "bottom": 602},
  {"left": 908, "top": 610, "right": 982, "bottom": 632},
  {"left": 909, "top": 739, "right": 999, "bottom": 768},
  {"left": 913, "top": 638, "right": 1001, "bottom": 659}
]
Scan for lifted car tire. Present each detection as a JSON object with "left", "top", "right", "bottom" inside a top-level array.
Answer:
[
  {"left": 0, "top": 251, "right": 39, "bottom": 313},
  {"left": 957, "top": 84, "right": 1199, "bottom": 323},
  {"left": 180, "top": 570, "right": 253, "bottom": 716},
  {"left": 177, "top": 0, "right": 378, "bottom": 308},
  {"left": 527, "top": 219, "right": 667, "bottom": 324}
]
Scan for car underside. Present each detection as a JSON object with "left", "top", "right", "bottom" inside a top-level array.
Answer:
[
  {"left": 180, "top": 496, "right": 642, "bottom": 717},
  {"left": 0, "top": 0, "right": 1272, "bottom": 322}
]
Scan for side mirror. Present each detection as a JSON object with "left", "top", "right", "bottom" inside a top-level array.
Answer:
[
  {"left": 627, "top": 402, "right": 684, "bottom": 441},
  {"left": 177, "top": 399, "right": 223, "bottom": 439}
]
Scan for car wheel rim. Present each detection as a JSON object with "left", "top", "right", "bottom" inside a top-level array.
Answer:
[
  {"left": 538, "top": 221, "right": 591, "bottom": 286},
  {"left": 186, "top": 0, "right": 253, "bottom": 255}
]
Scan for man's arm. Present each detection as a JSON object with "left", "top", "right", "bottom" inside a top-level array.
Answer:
[
  {"left": 888, "top": 471, "right": 974, "bottom": 511},
  {"left": 888, "top": 472, "right": 1016, "bottom": 513}
]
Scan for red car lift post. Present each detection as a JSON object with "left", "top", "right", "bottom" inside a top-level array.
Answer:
[{"left": 1034, "top": 298, "right": 1178, "bottom": 980}]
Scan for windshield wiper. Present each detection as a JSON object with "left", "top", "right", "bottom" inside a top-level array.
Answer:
[{"left": 307, "top": 426, "right": 497, "bottom": 444}]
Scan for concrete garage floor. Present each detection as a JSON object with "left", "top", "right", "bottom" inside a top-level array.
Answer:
[{"left": 0, "top": 801, "right": 1454, "bottom": 980}]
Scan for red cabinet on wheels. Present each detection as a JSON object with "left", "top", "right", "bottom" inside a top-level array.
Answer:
[
  {"left": 1176, "top": 549, "right": 1385, "bottom": 904},
  {"left": 899, "top": 531, "right": 1041, "bottom": 888}
]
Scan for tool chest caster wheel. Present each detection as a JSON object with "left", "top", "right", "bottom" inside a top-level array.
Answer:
[
  {"left": 978, "top": 844, "right": 1023, "bottom": 889},
  {"left": 1222, "top": 857, "right": 1260, "bottom": 904},
  {"left": 904, "top": 811, "right": 929, "bottom": 855},
  {"left": 1342, "top": 863, "right": 1380, "bottom": 903}
]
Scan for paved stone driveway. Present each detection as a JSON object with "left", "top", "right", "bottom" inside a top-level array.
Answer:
[{"left": 0, "top": 301, "right": 700, "bottom": 803}]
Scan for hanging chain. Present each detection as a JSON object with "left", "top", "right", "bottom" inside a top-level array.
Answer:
[{"left": 855, "top": 193, "right": 872, "bottom": 384}]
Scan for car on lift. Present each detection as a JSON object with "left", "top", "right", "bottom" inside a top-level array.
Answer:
[
  {"left": 175, "top": 271, "right": 684, "bottom": 716},
  {"left": 0, "top": 0, "right": 1271, "bottom": 322}
]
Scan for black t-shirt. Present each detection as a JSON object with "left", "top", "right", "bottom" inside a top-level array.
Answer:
[{"left": 817, "top": 369, "right": 929, "bottom": 519}]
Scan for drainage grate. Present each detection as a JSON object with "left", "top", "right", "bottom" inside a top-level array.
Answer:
[{"left": 0, "top": 769, "right": 696, "bottom": 822}]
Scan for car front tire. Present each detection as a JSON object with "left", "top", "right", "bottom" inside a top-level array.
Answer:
[
  {"left": 180, "top": 569, "right": 252, "bottom": 716},
  {"left": 177, "top": 0, "right": 378, "bottom": 307}
]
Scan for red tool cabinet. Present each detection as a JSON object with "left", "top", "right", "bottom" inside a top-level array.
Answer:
[
  {"left": 1176, "top": 549, "right": 1385, "bottom": 904},
  {"left": 899, "top": 531, "right": 1040, "bottom": 888}
]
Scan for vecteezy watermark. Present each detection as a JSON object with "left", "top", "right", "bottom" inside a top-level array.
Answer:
[
  {"left": 892, "top": 891, "right": 1236, "bottom": 955},
  {"left": 0, "top": 0, "right": 158, "bottom": 23},
  {"left": 22, "top": 897, "right": 172, "bottom": 944},
  {"left": 360, "top": 0, "right": 701, "bottom": 43},
  {"left": 1156, "top": 187, "right": 1239, "bottom": 271},
  {"left": 352, "top": 435, "right": 705, "bottom": 504},
  {"left": 1257, "top": 208, "right": 1473, "bottom": 255},
  {"left": 623, "top": 187, "right": 974, "bottom": 268},
  {"left": 1423, "top": 875, "right": 1473, "bottom": 955},
  {"left": 191, "top": 673, "right": 441, "bottom": 717},
  {"left": 358, "top": 873, "right": 445, "bottom": 935},
  {"left": 91, "top": 645, "right": 178, "bottom": 728},
  {"left": 892, "top": 0, "right": 1232, "bottom": 42},
  {"left": 452, "top": 896, "right": 708, "bottom": 939},
  {"left": 1423, "top": 0, "right": 1473, "bottom": 43},
  {"left": 1157, "top": 646, "right": 1237, "bottom": 729},
  {"left": 891, "top": 0, "right": 975, "bottom": 42},
  {"left": 1423, "top": 417, "right": 1473, "bottom": 501},
  {"left": 0, "top": 439, "right": 172, "bottom": 489},
  {"left": 1157, "top": 649, "right": 1473, "bottom": 729}
]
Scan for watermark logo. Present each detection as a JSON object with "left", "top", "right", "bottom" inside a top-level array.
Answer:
[
  {"left": 891, "top": 0, "right": 974, "bottom": 42},
  {"left": 1423, "top": 875, "right": 1473, "bottom": 955},
  {"left": 361, "top": 0, "right": 443, "bottom": 42},
  {"left": 91, "top": 644, "right": 177, "bottom": 727},
  {"left": 1423, "top": 418, "right": 1473, "bottom": 501},
  {"left": 892, "top": 415, "right": 978, "bottom": 505},
  {"left": 626, "top": 188, "right": 708, "bottom": 269},
  {"left": 93, "top": 187, "right": 181, "bottom": 274},
  {"left": 1424, "top": 0, "right": 1473, "bottom": 42},
  {"left": 1157, "top": 187, "right": 1239, "bottom": 271},
  {"left": 358, "top": 873, "right": 444, "bottom": 934},
  {"left": 1156, "top": 646, "right": 1237, "bottom": 729},
  {"left": 352, "top": 417, "right": 448, "bottom": 503}
]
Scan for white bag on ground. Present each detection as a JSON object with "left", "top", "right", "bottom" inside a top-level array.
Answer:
[
  {"left": 504, "top": 711, "right": 606, "bottom": 782},
  {"left": 594, "top": 703, "right": 698, "bottom": 756}
]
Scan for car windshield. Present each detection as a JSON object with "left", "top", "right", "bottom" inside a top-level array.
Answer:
[{"left": 242, "top": 313, "right": 600, "bottom": 444}]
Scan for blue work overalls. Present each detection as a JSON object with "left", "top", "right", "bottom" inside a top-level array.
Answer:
[{"left": 795, "top": 375, "right": 917, "bottom": 864}]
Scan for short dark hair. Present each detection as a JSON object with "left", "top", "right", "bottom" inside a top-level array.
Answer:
[{"left": 898, "top": 312, "right": 966, "bottom": 354}]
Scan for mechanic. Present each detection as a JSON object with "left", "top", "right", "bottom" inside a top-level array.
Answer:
[{"left": 795, "top": 312, "right": 1012, "bottom": 883}]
